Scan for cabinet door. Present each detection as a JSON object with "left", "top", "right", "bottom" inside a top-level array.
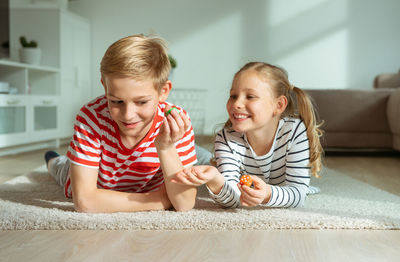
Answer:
[
  {"left": 0, "top": 95, "right": 30, "bottom": 147},
  {"left": 30, "top": 96, "right": 59, "bottom": 141},
  {"left": 60, "top": 12, "right": 91, "bottom": 138}
]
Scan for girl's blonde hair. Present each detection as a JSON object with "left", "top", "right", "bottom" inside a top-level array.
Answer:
[
  {"left": 100, "top": 34, "right": 171, "bottom": 92},
  {"left": 224, "top": 62, "right": 323, "bottom": 177}
]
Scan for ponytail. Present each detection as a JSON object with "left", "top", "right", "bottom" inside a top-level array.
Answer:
[{"left": 292, "top": 87, "right": 323, "bottom": 177}]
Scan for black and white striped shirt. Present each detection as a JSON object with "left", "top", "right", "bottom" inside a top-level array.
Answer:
[{"left": 209, "top": 117, "right": 311, "bottom": 208}]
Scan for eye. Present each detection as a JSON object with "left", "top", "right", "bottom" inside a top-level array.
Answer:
[
  {"left": 229, "top": 94, "right": 237, "bottom": 100},
  {"left": 247, "top": 95, "right": 257, "bottom": 99},
  {"left": 111, "top": 100, "right": 123, "bottom": 104},
  {"left": 137, "top": 100, "right": 149, "bottom": 105}
]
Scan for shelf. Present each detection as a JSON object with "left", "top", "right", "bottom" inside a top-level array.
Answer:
[{"left": 0, "top": 59, "right": 59, "bottom": 73}]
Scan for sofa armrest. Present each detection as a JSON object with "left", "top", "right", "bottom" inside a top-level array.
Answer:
[
  {"left": 387, "top": 89, "right": 400, "bottom": 150},
  {"left": 374, "top": 72, "right": 400, "bottom": 89}
]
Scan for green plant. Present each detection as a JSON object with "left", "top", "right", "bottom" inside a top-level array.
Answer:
[
  {"left": 168, "top": 54, "right": 177, "bottom": 69},
  {"left": 19, "top": 36, "right": 38, "bottom": 48}
]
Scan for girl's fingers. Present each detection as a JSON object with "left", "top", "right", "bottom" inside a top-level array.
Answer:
[
  {"left": 172, "top": 172, "right": 194, "bottom": 185},
  {"left": 183, "top": 169, "right": 204, "bottom": 185},
  {"left": 238, "top": 183, "right": 262, "bottom": 206},
  {"left": 240, "top": 193, "right": 259, "bottom": 207},
  {"left": 251, "top": 175, "right": 267, "bottom": 190},
  {"left": 192, "top": 168, "right": 209, "bottom": 181},
  {"left": 240, "top": 194, "right": 258, "bottom": 207},
  {"left": 240, "top": 183, "right": 259, "bottom": 198}
]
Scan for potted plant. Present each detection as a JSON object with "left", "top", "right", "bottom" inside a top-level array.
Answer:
[
  {"left": 169, "top": 54, "right": 177, "bottom": 69},
  {"left": 19, "top": 36, "right": 41, "bottom": 65},
  {"left": 168, "top": 54, "right": 177, "bottom": 80}
]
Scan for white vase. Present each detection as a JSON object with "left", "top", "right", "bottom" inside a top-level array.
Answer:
[{"left": 19, "top": 48, "right": 41, "bottom": 65}]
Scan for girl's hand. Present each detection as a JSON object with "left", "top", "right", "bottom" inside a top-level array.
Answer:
[
  {"left": 237, "top": 175, "right": 271, "bottom": 207},
  {"left": 171, "top": 165, "right": 219, "bottom": 187},
  {"left": 155, "top": 105, "right": 191, "bottom": 150}
]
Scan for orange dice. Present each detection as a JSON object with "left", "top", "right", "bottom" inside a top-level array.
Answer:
[{"left": 239, "top": 175, "right": 253, "bottom": 187}]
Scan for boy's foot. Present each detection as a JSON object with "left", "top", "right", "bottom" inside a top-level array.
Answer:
[{"left": 44, "top": 150, "right": 60, "bottom": 167}]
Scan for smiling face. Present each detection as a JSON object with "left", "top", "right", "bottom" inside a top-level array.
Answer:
[
  {"left": 226, "top": 70, "right": 283, "bottom": 135},
  {"left": 102, "top": 75, "right": 169, "bottom": 147}
]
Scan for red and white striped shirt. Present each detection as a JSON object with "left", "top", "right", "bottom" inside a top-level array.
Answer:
[{"left": 64, "top": 95, "right": 197, "bottom": 198}]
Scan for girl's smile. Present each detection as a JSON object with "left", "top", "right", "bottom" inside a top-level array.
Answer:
[{"left": 232, "top": 113, "right": 251, "bottom": 120}]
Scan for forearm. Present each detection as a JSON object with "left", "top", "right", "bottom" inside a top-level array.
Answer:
[
  {"left": 208, "top": 179, "right": 241, "bottom": 208},
  {"left": 73, "top": 188, "right": 171, "bottom": 213},
  {"left": 157, "top": 146, "right": 197, "bottom": 211},
  {"left": 264, "top": 185, "right": 307, "bottom": 208}
]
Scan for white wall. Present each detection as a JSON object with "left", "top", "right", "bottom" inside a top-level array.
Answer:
[{"left": 69, "top": 0, "right": 400, "bottom": 135}]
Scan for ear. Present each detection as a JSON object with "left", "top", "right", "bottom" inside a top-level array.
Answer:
[
  {"left": 158, "top": 80, "right": 172, "bottom": 102},
  {"left": 274, "top": 95, "right": 288, "bottom": 116}
]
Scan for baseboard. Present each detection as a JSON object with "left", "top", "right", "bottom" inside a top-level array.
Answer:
[{"left": 0, "top": 137, "right": 70, "bottom": 156}]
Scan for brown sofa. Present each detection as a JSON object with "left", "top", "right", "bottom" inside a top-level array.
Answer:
[{"left": 305, "top": 72, "right": 400, "bottom": 151}]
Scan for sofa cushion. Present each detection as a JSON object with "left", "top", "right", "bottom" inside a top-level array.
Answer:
[{"left": 306, "top": 89, "right": 392, "bottom": 133}]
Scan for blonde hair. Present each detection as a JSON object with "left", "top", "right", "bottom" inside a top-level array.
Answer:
[
  {"left": 100, "top": 34, "right": 171, "bottom": 91},
  {"left": 223, "top": 62, "right": 323, "bottom": 177}
]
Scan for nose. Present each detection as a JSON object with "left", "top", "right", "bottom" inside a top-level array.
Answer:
[
  {"left": 121, "top": 103, "right": 136, "bottom": 121},
  {"left": 232, "top": 96, "right": 244, "bottom": 109}
]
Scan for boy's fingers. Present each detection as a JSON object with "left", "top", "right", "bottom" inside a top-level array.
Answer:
[
  {"left": 180, "top": 111, "right": 191, "bottom": 131},
  {"left": 170, "top": 109, "right": 186, "bottom": 131},
  {"left": 163, "top": 117, "right": 171, "bottom": 134},
  {"left": 167, "top": 114, "right": 179, "bottom": 133}
]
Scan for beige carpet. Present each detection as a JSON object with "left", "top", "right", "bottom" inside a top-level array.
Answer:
[{"left": 0, "top": 164, "right": 399, "bottom": 230}]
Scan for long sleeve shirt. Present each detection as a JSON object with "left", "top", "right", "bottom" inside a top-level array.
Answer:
[{"left": 209, "top": 117, "right": 311, "bottom": 208}]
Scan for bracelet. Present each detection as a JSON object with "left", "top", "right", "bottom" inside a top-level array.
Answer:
[{"left": 165, "top": 107, "right": 180, "bottom": 116}]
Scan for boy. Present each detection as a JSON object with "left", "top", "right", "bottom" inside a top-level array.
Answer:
[{"left": 46, "top": 34, "right": 204, "bottom": 213}]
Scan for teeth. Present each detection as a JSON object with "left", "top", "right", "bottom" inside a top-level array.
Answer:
[{"left": 234, "top": 114, "right": 248, "bottom": 119}]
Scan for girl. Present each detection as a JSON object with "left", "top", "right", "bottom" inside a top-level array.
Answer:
[{"left": 172, "top": 62, "right": 323, "bottom": 208}]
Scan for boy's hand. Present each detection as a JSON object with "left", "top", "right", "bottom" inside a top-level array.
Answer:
[
  {"left": 171, "top": 165, "right": 219, "bottom": 187},
  {"left": 237, "top": 175, "right": 271, "bottom": 206},
  {"left": 155, "top": 105, "right": 191, "bottom": 150}
]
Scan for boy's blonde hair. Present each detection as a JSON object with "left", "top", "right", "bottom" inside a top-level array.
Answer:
[
  {"left": 100, "top": 34, "right": 171, "bottom": 91},
  {"left": 225, "top": 62, "right": 324, "bottom": 177}
]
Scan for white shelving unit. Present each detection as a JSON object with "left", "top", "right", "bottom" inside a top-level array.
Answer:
[
  {"left": 0, "top": 7, "right": 90, "bottom": 156},
  {"left": 0, "top": 60, "right": 60, "bottom": 150}
]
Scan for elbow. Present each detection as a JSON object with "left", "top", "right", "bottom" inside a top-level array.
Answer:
[
  {"left": 73, "top": 196, "right": 97, "bottom": 213},
  {"left": 174, "top": 200, "right": 195, "bottom": 212},
  {"left": 74, "top": 203, "right": 91, "bottom": 213}
]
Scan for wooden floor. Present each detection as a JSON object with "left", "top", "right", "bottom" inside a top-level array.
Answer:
[{"left": 1, "top": 141, "right": 400, "bottom": 261}]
